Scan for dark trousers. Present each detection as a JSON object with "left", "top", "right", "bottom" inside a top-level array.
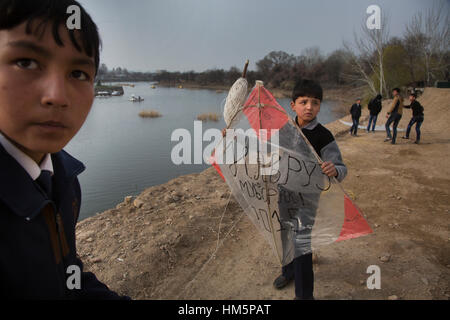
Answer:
[
  {"left": 350, "top": 117, "right": 359, "bottom": 135},
  {"left": 406, "top": 116, "right": 424, "bottom": 141},
  {"left": 367, "top": 114, "right": 378, "bottom": 131},
  {"left": 385, "top": 113, "right": 402, "bottom": 143},
  {"left": 282, "top": 253, "right": 314, "bottom": 299}
]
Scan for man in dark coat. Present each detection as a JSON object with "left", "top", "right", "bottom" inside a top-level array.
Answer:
[
  {"left": 367, "top": 94, "right": 382, "bottom": 132},
  {"left": 402, "top": 92, "right": 424, "bottom": 144},
  {"left": 349, "top": 98, "right": 362, "bottom": 136}
]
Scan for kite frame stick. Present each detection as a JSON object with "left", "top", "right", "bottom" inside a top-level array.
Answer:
[
  {"left": 242, "top": 59, "right": 249, "bottom": 78},
  {"left": 255, "top": 81, "right": 284, "bottom": 267}
]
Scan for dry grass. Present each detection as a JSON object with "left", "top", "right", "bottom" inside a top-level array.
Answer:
[
  {"left": 197, "top": 112, "right": 219, "bottom": 122},
  {"left": 139, "top": 110, "right": 162, "bottom": 118}
]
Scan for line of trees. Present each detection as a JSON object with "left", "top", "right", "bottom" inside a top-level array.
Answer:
[
  {"left": 97, "top": 65, "right": 154, "bottom": 82},
  {"left": 97, "top": 3, "right": 449, "bottom": 97},
  {"left": 96, "top": 48, "right": 358, "bottom": 89}
]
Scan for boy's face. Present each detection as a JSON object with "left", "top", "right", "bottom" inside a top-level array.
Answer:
[
  {"left": 356, "top": 99, "right": 361, "bottom": 104},
  {"left": 392, "top": 90, "right": 399, "bottom": 96},
  {"left": 0, "top": 21, "right": 96, "bottom": 163},
  {"left": 290, "top": 96, "right": 321, "bottom": 126},
  {"left": 409, "top": 95, "right": 416, "bottom": 102}
]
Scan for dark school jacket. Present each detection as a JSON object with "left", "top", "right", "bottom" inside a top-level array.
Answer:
[
  {"left": 350, "top": 103, "right": 362, "bottom": 119},
  {"left": 0, "top": 145, "right": 128, "bottom": 299},
  {"left": 404, "top": 100, "right": 424, "bottom": 117},
  {"left": 368, "top": 97, "right": 382, "bottom": 116}
]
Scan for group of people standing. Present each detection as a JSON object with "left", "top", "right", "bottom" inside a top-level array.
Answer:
[{"left": 349, "top": 88, "right": 424, "bottom": 144}]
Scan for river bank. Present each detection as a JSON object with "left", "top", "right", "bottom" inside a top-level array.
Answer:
[{"left": 76, "top": 87, "right": 450, "bottom": 300}]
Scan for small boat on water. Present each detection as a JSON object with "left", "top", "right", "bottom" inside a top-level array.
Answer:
[
  {"left": 96, "top": 91, "right": 111, "bottom": 97},
  {"left": 111, "top": 91, "right": 122, "bottom": 96},
  {"left": 129, "top": 94, "right": 144, "bottom": 102}
]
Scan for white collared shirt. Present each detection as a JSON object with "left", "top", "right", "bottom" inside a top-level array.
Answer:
[{"left": 0, "top": 132, "right": 53, "bottom": 180}]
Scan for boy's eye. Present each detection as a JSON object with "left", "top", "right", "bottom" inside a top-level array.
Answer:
[
  {"left": 298, "top": 99, "right": 319, "bottom": 106},
  {"left": 15, "top": 59, "right": 39, "bottom": 70},
  {"left": 71, "top": 70, "right": 90, "bottom": 81}
]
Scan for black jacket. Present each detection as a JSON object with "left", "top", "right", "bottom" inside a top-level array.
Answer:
[
  {"left": 368, "top": 96, "right": 382, "bottom": 116},
  {"left": 0, "top": 145, "right": 128, "bottom": 299},
  {"left": 404, "top": 100, "right": 424, "bottom": 117},
  {"left": 350, "top": 103, "right": 362, "bottom": 119}
]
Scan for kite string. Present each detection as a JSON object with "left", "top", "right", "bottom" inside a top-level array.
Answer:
[
  {"left": 213, "top": 191, "right": 230, "bottom": 256},
  {"left": 176, "top": 191, "right": 245, "bottom": 299}
]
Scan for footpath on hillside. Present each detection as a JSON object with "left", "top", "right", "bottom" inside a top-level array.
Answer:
[{"left": 76, "top": 88, "right": 450, "bottom": 300}]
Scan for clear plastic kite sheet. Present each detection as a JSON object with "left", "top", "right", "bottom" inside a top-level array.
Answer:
[{"left": 211, "top": 84, "right": 372, "bottom": 267}]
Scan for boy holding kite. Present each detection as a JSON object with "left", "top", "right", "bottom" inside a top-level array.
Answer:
[{"left": 273, "top": 79, "right": 347, "bottom": 300}]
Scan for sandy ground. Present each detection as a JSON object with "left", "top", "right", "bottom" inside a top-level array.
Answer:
[{"left": 76, "top": 88, "right": 450, "bottom": 300}]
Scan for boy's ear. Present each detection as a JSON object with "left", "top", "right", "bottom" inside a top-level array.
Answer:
[{"left": 290, "top": 101, "right": 295, "bottom": 109}]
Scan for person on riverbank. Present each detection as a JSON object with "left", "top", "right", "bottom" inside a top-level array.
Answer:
[
  {"left": 402, "top": 92, "right": 424, "bottom": 144},
  {"left": 384, "top": 88, "right": 404, "bottom": 144},
  {"left": 367, "top": 94, "right": 382, "bottom": 132},
  {"left": 273, "top": 79, "right": 347, "bottom": 300},
  {"left": 0, "top": 0, "right": 128, "bottom": 299},
  {"left": 349, "top": 98, "right": 362, "bottom": 136}
]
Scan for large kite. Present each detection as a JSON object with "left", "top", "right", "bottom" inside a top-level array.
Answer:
[{"left": 211, "top": 66, "right": 372, "bottom": 267}]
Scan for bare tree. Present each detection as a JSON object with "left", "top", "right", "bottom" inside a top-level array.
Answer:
[
  {"left": 297, "top": 46, "right": 325, "bottom": 81},
  {"left": 343, "top": 12, "right": 390, "bottom": 96},
  {"left": 324, "top": 49, "right": 349, "bottom": 85},
  {"left": 404, "top": 0, "right": 450, "bottom": 86},
  {"left": 300, "top": 46, "right": 323, "bottom": 69},
  {"left": 402, "top": 33, "right": 426, "bottom": 82}
]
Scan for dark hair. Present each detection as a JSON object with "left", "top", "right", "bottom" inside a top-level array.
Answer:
[
  {"left": 0, "top": 0, "right": 101, "bottom": 73},
  {"left": 392, "top": 87, "right": 400, "bottom": 93},
  {"left": 291, "top": 79, "right": 323, "bottom": 102},
  {"left": 376, "top": 94, "right": 382, "bottom": 100},
  {"left": 409, "top": 92, "right": 417, "bottom": 98}
]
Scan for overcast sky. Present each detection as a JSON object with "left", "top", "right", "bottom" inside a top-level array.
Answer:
[{"left": 77, "top": 0, "right": 445, "bottom": 72}]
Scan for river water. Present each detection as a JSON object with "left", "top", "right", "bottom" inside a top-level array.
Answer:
[{"left": 65, "top": 82, "right": 346, "bottom": 220}]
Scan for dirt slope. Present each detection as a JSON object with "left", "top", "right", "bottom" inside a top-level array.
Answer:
[{"left": 76, "top": 88, "right": 450, "bottom": 300}]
